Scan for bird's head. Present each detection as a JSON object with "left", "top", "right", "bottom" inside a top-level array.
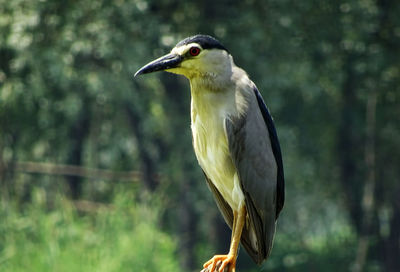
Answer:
[{"left": 134, "top": 35, "right": 232, "bottom": 80}]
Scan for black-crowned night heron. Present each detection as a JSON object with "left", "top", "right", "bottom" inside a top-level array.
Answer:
[{"left": 135, "top": 35, "right": 284, "bottom": 272}]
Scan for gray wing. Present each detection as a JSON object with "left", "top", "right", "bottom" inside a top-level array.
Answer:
[
  {"left": 224, "top": 86, "right": 284, "bottom": 264},
  {"left": 203, "top": 171, "right": 233, "bottom": 229},
  {"left": 253, "top": 87, "right": 285, "bottom": 217},
  {"left": 203, "top": 172, "right": 258, "bottom": 259}
]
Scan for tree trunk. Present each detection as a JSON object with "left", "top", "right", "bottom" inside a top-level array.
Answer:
[
  {"left": 352, "top": 92, "right": 377, "bottom": 272},
  {"left": 384, "top": 195, "right": 400, "bottom": 272},
  {"left": 125, "top": 103, "right": 158, "bottom": 191},
  {"left": 178, "top": 177, "right": 197, "bottom": 270},
  {"left": 67, "top": 101, "right": 90, "bottom": 199},
  {"left": 337, "top": 53, "right": 363, "bottom": 233}
]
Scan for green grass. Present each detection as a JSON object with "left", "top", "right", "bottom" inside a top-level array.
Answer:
[{"left": 0, "top": 189, "right": 181, "bottom": 272}]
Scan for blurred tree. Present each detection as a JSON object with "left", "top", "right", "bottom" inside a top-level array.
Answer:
[{"left": 1, "top": 0, "right": 399, "bottom": 271}]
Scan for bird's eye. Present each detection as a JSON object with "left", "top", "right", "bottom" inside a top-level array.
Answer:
[{"left": 189, "top": 47, "right": 201, "bottom": 56}]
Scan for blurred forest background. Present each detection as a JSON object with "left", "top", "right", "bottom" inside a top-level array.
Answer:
[{"left": 1, "top": 0, "right": 399, "bottom": 271}]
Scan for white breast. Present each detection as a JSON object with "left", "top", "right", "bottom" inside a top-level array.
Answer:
[{"left": 191, "top": 93, "right": 244, "bottom": 212}]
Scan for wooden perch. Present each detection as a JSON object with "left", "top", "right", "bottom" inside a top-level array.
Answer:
[{"left": 200, "top": 261, "right": 228, "bottom": 272}]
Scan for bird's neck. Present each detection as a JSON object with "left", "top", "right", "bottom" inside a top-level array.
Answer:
[
  {"left": 189, "top": 65, "right": 251, "bottom": 124},
  {"left": 190, "top": 87, "right": 229, "bottom": 123},
  {"left": 187, "top": 55, "right": 235, "bottom": 91}
]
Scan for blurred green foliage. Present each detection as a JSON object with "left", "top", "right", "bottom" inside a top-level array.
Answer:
[
  {"left": 0, "top": 189, "right": 181, "bottom": 272},
  {"left": 1, "top": 0, "right": 399, "bottom": 271}
]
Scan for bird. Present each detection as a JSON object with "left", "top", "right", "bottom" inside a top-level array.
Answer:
[{"left": 135, "top": 35, "right": 284, "bottom": 272}]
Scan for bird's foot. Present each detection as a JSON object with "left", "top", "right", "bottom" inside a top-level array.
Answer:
[
  {"left": 203, "top": 254, "right": 236, "bottom": 272},
  {"left": 200, "top": 261, "right": 226, "bottom": 272}
]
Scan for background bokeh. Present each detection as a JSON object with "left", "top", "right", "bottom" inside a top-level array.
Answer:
[{"left": 1, "top": 0, "right": 399, "bottom": 271}]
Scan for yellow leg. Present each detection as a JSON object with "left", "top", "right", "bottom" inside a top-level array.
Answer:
[{"left": 203, "top": 205, "right": 246, "bottom": 272}]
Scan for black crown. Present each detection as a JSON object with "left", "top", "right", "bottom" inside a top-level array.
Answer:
[{"left": 176, "top": 35, "right": 229, "bottom": 52}]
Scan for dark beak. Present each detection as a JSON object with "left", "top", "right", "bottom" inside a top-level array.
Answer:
[{"left": 134, "top": 53, "right": 182, "bottom": 77}]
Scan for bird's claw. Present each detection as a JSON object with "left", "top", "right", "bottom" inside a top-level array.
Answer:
[{"left": 203, "top": 254, "right": 236, "bottom": 272}]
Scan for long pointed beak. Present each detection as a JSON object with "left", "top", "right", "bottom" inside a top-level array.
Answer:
[{"left": 134, "top": 53, "right": 182, "bottom": 77}]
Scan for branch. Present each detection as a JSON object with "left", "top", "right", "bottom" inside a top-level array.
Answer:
[
  {"left": 73, "top": 200, "right": 114, "bottom": 213},
  {"left": 11, "top": 161, "right": 145, "bottom": 181}
]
